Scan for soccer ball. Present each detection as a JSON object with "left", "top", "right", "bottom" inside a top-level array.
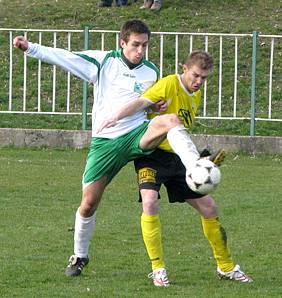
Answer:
[{"left": 186, "top": 159, "right": 221, "bottom": 195}]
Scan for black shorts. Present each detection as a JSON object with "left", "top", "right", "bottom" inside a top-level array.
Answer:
[{"left": 134, "top": 149, "right": 204, "bottom": 203}]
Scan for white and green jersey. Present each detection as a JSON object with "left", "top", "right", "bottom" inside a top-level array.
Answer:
[{"left": 27, "top": 43, "right": 159, "bottom": 138}]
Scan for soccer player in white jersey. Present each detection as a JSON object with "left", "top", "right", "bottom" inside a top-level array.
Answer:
[
  {"left": 99, "top": 51, "right": 252, "bottom": 286},
  {"left": 13, "top": 20, "right": 217, "bottom": 278}
]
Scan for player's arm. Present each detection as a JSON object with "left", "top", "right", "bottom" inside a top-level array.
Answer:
[
  {"left": 13, "top": 36, "right": 98, "bottom": 83},
  {"left": 96, "top": 97, "right": 160, "bottom": 133},
  {"left": 147, "top": 99, "right": 167, "bottom": 113},
  {"left": 97, "top": 78, "right": 169, "bottom": 132}
]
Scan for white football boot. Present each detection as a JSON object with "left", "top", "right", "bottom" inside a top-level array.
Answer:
[
  {"left": 217, "top": 264, "right": 253, "bottom": 283},
  {"left": 148, "top": 268, "right": 170, "bottom": 287}
]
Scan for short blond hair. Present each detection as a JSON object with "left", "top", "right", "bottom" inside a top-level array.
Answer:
[{"left": 185, "top": 50, "right": 213, "bottom": 70}]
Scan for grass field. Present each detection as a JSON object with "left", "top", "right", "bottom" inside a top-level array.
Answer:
[
  {"left": 1, "top": 147, "right": 282, "bottom": 297},
  {"left": 1, "top": 2, "right": 281, "bottom": 296},
  {"left": 0, "top": 0, "right": 282, "bottom": 135}
]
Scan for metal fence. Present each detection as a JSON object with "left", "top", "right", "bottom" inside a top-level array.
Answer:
[{"left": 0, "top": 28, "right": 281, "bottom": 135}]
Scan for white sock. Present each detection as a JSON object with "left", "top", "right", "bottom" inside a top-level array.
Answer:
[
  {"left": 74, "top": 208, "right": 96, "bottom": 258},
  {"left": 167, "top": 125, "right": 200, "bottom": 173}
]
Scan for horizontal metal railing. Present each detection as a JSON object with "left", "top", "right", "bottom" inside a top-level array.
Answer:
[{"left": 0, "top": 28, "right": 281, "bottom": 134}]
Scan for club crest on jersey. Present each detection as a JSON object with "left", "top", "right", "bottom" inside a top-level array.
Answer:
[
  {"left": 178, "top": 108, "right": 192, "bottom": 127},
  {"left": 134, "top": 82, "right": 146, "bottom": 94},
  {"left": 138, "top": 167, "right": 157, "bottom": 184}
]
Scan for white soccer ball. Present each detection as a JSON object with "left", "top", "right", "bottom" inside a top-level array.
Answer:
[{"left": 186, "top": 159, "right": 221, "bottom": 195}]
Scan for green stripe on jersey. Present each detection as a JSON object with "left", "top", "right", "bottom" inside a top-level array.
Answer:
[
  {"left": 100, "top": 49, "right": 122, "bottom": 68},
  {"left": 142, "top": 60, "right": 160, "bottom": 79},
  {"left": 76, "top": 53, "right": 100, "bottom": 70}
]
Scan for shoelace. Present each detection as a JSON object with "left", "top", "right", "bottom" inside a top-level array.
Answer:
[
  {"left": 224, "top": 265, "right": 253, "bottom": 282},
  {"left": 148, "top": 270, "right": 169, "bottom": 283},
  {"left": 148, "top": 271, "right": 167, "bottom": 280},
  {"left": 68, "top": 255, "right": 86, "bottom": 268},
  {"left": 148, "top": 272, "right": 154, "bottom": 279},
  {"left": 232, "top": 269, "right": 250, "bottom": 281}
]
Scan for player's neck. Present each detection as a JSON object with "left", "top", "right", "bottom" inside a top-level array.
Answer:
[
  {"left": 180, "top": 74, "right": 193, "bottom": 94},
  {"left": 121, "top": 50, "right": 143, "bottom": 70}
]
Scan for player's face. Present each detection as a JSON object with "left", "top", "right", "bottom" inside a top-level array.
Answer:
[
  {"left": 182, "top": 64, "right": 209, "bottom": 93},
  {"left": 120, "top": 33, "right": 149, "bottom": 64}
]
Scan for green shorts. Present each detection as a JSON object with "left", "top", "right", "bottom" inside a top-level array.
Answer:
[{"left": 83, "top": 122, "right": 153, "bottom": 185}]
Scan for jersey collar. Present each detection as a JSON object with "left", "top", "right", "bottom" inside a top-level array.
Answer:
[
  {"left": 121, "top": 50, "right": 143, "bottom": 70},
  {"left": 177, "top": 74, "right": 194, "bottom": 96}
]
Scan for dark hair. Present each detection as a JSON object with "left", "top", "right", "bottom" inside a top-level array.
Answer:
[
  {"left": 185, "top": 50, "right": 213, "bottom": 70},
  {"left": 120, "top": 19, "right": 151, "bottom": 43}
]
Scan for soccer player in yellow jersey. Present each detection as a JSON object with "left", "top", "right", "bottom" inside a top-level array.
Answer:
[
  {"left": 144, "top": 71, "right": 202, "bottom": 152},
  {"left": 135, "top": 51, "right": 252, "bottom": 286},
  {"left": 98, "top": 50, "right": 253, "bottom": 286}
]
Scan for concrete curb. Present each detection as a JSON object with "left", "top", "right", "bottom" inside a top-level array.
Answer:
[{"left": 0, "top": 128, "right": 281, "bottom": 154}]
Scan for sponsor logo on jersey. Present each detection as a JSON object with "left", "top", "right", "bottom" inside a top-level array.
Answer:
[{"left": 123, "top": 73, "right": 136, "bottom": 78}]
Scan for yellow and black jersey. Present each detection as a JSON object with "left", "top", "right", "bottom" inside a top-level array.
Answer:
[{"left": 141, "top": 74, "right": 202, "bottom": 152}]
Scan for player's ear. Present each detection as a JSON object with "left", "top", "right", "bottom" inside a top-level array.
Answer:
[
  {"left": 182, "top": 64, "right": 188, "bottom": 73},
  {"left": 120, "top": 39, "right": 126, "bottom": 49}
]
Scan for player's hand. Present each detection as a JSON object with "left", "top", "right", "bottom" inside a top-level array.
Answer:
[
  {"left": 151, "top": 100, "right": 167, "bottom": 113},
  {"left": 96, "top": 115, "right": 118, "bottom": 133},
  {"left": 13, "top": 36, "right": 28, "bottom": 51}
]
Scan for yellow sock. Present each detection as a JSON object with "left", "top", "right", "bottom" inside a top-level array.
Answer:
[
  {"left": 141, "top": 213, "right": 165, "bottom": 270},
  {"left": 201, "top": 217, "right": 234, "bottom": 272}
]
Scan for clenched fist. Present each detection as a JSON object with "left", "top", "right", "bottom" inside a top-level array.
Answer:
[{"left": 13, "top": 36, "right": 28, "bottom": 51}]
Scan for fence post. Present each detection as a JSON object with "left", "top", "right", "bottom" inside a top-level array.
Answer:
[
  {"left": 82, "top": 26, "right": 89, "bottom": 130},
  {"left": 250, "top": 31, "right": 258, "bottom": 136}
]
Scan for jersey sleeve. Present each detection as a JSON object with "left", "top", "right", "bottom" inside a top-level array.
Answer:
[
  {"left": 26, "top": 42, "right": 105, "bottom": 84},
  {"left": 140, "top": 76, "right": 169, "bottom": 104}
]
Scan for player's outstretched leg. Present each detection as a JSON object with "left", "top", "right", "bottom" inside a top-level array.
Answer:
[{"left": 217, "top": 264, "right": 253, "bottom": 283}]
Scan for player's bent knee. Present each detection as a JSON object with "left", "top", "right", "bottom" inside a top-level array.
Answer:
[
  {"left": 141, "top": 190, "right": 159, "bottom": 215},
  {"left": 164, "top": 113, "right": 181, "bottom": 126},
  {"left": 80, "top": 203, "right": 96, "bottom": 217},
  {"left": 80, "top": 196, "right": 98, "bottom": 217},
  {"left": 155, "top": 113, "right": 181, "bottom": 129},
  {"left": 187, "top": 195, "right": 218, "bottom": 218},
  {"left": 202, "top": 198, "right": 218, "bottom": 218},
  {"left": 142, "top": 201, "right": 159, "bottom": 214}
]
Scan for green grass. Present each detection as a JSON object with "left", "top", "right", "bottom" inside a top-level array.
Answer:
[
  {"left": 0, "top": 147, "right": 282, "bottom": 297},
  {"left": 0, "top": 0, "right": 281, "bottom": 136}
]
